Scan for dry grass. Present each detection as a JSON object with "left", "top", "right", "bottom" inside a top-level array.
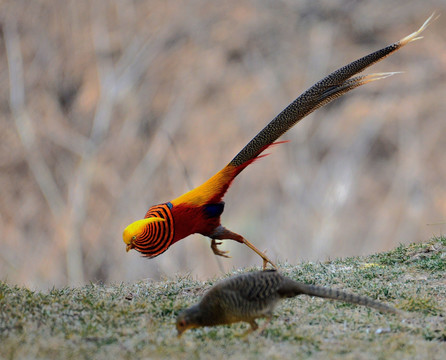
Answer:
[
  {"left": 1, "top": 238, "right": 445, "bottom": 359},
  {"left": 0, "top": 0, "right": 445, "bottom": 288}
]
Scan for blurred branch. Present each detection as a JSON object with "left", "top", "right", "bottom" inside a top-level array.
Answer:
[
  {"left": 167, "top": 133, "right": 195, "bottom": 191},
  {"left": 0, "top": 218, "right": 18, "bottom": 273},
  {"left": 45, "top": 123, "right": 90, "bottom": 157},
  {"left": 65, "top": 2, "right": 180, "bottom": 283},
  {"left": 87, "top": 86, "right": 187, "bottom": 278},
  {"left": 4, "top": 19, "right": 65, "bottom": 218},
  {"left": 62, "top": 3, "right": 119, "bottom": 286},
  {"left": 310, "top": 100, "right": 391, "bottom": 255},
  {"left": 121, "top": 91, "right": 186, "bottom": 205}
]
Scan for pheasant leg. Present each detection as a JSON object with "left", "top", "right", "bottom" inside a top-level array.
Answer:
[{"left": 210, "top": 226, "right": 277, "bottom": 269}]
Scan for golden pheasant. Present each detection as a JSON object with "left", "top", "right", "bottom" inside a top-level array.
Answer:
[
  {"left": 123, "top": 15, "right": 433, "bottom": 269},
  {"left": 176, "top": 270, "right": 401, "bottom": 336}
]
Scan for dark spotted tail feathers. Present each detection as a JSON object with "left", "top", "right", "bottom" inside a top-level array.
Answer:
[{"left": 229, "top": 14, "right": 435, "bottom": 169}]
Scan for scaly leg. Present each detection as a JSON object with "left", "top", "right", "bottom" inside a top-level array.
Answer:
[
  {"left": 257, "top": 315, "right": 273, "bottom": 334},
  {"left": 242, "top": 237, "right": 277, "bottom": 270},
  {"left": 235, "top": 319, "right": 259, "bottom": 338}
]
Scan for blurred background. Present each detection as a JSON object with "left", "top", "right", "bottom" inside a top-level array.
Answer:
[{"left": 1, "top": 0, "right": 445, "bottom": 289}]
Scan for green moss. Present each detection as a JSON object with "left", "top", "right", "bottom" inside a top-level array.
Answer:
[
  {"left": 400, "top": 297, "right": 442, "bottom": 315},
  {"left": 373, "top": 244, "right": 410, "bottom": 265}
]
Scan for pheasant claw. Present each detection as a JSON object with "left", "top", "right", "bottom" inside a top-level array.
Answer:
[{"left": 211, "top": 239, "right": 231, "bottom": 258}]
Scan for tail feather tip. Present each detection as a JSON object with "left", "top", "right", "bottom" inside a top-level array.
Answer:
[
  {"left": 362, "top": 71, "right": 402, "bottom": 84},
  {"left": 399, "top": 12, "right": 438, "bottom": 45}
]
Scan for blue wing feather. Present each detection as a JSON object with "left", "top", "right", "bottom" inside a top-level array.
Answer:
[{"left": 203, "top": 202, "right": 225, "bottom": 218}]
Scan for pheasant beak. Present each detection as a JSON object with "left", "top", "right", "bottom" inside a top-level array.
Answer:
[
  {"left": 176, "top": 311, "right": 199, "bottom": 337},
  {"left": 177, "top": 322, "right": 200, "bottom": 337},
  {"left": 177, "top": 324, "right": 194, "bottom": 337},
  {"left": 126, "top": 243, "right": 134, "bottom": 252}
]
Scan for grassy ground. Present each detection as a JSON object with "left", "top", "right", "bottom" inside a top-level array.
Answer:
[{"left": 1, "top": 237, "right": 445, "bottom": 360}]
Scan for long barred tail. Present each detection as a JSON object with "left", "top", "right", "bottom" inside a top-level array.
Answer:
[
  {"left": 290, "top": 281, "right": 401, "bottom": 315},
  {"left": 229, "top": 14, "right": 435, "bottom": 168}
]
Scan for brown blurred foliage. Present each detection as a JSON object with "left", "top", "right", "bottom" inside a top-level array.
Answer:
[{"left": 1, "top": 0, "right": 445, "bottom": 289}]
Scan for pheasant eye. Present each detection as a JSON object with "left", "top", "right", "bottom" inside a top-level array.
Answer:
[
  {"left": 179, "top": 320, "right": 186, "bottom": 328},
  {"left": 132, "top": 235, "right": 136, "bottom": 240}
]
